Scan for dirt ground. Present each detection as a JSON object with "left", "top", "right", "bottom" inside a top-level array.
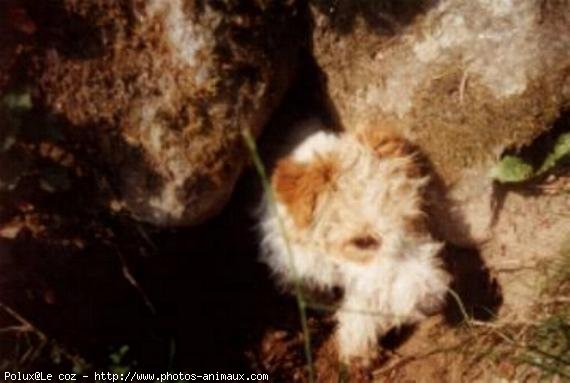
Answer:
[{"left": 2, "top": 71, "right": 568, "bottom": 381}]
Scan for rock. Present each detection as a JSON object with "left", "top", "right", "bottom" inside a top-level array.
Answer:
[
  {"left": 33, "top": 0, "right": 304, "bottom": 226},
  {"left": 310, "top": 0, "right": 570, "bottom": 245}
]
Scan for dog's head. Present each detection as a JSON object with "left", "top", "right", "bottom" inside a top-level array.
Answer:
[{"left": 271, "top": 127, "right": 435, "bottom": 266}]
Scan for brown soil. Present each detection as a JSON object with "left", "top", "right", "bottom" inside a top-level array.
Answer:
[{"left": 1, "top": 98, "right": 568, "bottom": 383}]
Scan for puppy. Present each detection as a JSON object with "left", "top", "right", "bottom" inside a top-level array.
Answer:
[{"left": 258, "top": 119, "right": 450, "bottom": 363}]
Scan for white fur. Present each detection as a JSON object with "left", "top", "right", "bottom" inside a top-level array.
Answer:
[
  {"left": 258, "top": 121, "right": 451, "bottom": 362},
  {"left": 290, "top": 130, "right": 339, "bottom": 163}
]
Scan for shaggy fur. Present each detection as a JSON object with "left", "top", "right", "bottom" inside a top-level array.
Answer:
[{"left": 258, "top": 120, "right": 451, "bottom": 362}]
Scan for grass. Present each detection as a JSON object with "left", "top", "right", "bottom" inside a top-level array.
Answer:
[
  {"left": 241, "top": 128, "right": 315, "bottom": 383},
  {"left": 0, "top": 302, "right": 88, "bottom": 372},
  {"left": 522, "top": 238, "right": 570, "bottom": 380},
  {"left": 448, "top": 236, "right": 570, "bottom": 381}
]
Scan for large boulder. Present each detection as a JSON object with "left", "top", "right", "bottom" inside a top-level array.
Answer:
[
  {"left": 33, "top": 0, "right": 304, "bottom": 226},
  {"left": 308, "top": 0, "right": 570, "bottom": 334},
  {"left": 310, "top": 0, "right": 570, "bottom": 245}
]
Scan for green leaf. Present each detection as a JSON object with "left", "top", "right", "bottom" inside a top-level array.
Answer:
[
  {"left": 2, "top": 91, "right": 32, "bottom": 112},
  {"left": 491, "top": 155, "right": 534, "bottom": 183},
  {"left": 538, "top": 132, "right": 570, "bottom": 175}
]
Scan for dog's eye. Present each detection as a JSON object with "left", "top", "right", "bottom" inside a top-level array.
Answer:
[{"left": 350, "top": 235, "right": 381, "bottom": 250}]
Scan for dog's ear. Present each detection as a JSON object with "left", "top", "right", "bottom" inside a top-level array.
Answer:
[
  {"left": 358, "top": 128, "right": 414, "bottom": 158},
  {"left": 272, "top": 156, "right": 337, "bottom": 228},
  {"left": 358, "top": 128, "right": 425, "bottom": 178}
]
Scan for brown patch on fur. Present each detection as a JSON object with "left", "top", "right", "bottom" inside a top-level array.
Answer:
[
  {"left": 358, "top": 128, "right": 414, "bottom": 158},
  {"left": 272, "top": 155, "right": 337, "bottom": 228},
  {"left": 404, "top": 159, "right": 424, "bottom": 179},
  {"left": 359, "top": 128, "right": 426, "bottom": 178},
  {"left": 404, "top": 213, "right": 429, "bottom": 236}
]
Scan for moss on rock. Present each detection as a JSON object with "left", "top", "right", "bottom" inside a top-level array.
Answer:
[{"left": 33, "top": 0, "right": 304, "bottom": 226}]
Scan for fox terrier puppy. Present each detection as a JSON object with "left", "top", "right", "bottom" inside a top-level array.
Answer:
[{"left": 258, "top": 119, "right": 451, "bottom": 363}]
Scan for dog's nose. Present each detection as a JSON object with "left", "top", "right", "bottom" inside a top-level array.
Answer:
[{"left": 350, "top": 235, "right": 381, "bottom": 250}]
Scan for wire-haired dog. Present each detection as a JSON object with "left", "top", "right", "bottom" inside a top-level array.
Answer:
[{"left": 258, "top": 119, "right": 450, "bottom": 363}]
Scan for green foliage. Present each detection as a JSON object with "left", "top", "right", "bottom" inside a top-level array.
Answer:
[
  {"left": 108, "top": 345, "right": 135, "bottom": 375},
  {"left": 519, "top": 312, "right": 570, "bottom": 380},
  {"left": 0, "top": 89, "right": 34, "bottom": 191},
  {"left": 1, "top": 89, "right": 32, "bottom": 131},
  {"left": 241, "top": 128, "right": 315, "bottom": 383},
  {"left": 492, "top": 132, "right": 570, "bottom": 183},
  {"left": 1, "top": 88, "right": 73, "bottom": 193},
  {"left": 3, "top": 91, "right": 32, "bottom": 112},
  {"left": 518, "top": 238, "right": 570, "bottom": 380},
  {"left": 538, "top": 132, "right": 570, "bottom": 174},
  {"left": 491, "top": 155, "right": 534, "bottom": 183}
]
